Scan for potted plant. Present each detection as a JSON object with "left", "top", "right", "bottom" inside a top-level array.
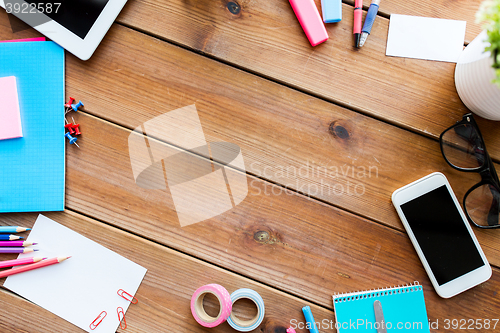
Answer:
[{"left": 455, "top": 0, "right": 500, "bottom": 120}]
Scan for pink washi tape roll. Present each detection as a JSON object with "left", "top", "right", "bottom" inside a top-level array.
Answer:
[{"left": 191, "top": 284, "right": 232, "bottom": 328}]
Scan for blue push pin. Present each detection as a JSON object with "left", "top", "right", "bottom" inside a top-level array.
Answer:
[
  {"left": 71, "top": 100, "right": 84, "bottom": 112},
  {"left": 65, "top": 132, "right": 80, "bottom": 148}
]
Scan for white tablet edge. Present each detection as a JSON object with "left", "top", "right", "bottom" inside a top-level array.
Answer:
[{"left": 0, "top": 0, "right": 127, "bottom": 60}]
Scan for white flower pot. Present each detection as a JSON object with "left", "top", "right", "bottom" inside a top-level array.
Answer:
[{"left": 455, "top": 30, "right": 500, "bottom": 120}]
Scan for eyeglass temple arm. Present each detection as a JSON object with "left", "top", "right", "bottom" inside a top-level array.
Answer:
[
  {"left": 489, "top": 160, "right": 500, "bottom": 185},
  {"left": 487, "top": 189, "right": 500, "bottom": 227}
]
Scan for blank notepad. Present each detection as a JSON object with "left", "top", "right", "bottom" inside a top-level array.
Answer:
[
  {"left": 333, "top": 283, "right": 430, "bottom": 332},
  {"left": 0, "top": 76, "right": 23, "bottom": 140},
  {"left": 0, "top": 41, "right": 65, "bottom": 212}
]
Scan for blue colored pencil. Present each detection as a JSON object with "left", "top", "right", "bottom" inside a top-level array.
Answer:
[
  {"left": 0, "top": 226, "right": 31, "bottom": 233},
  {"left": 0, "top": 235, "right": 23, "bottom": 240}
]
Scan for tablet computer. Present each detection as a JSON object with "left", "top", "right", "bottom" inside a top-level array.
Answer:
[{"left": 0, "top": 0, "right": 127, "bottom": 60}]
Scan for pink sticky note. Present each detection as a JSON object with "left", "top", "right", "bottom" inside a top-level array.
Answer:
[{"left": 0, "top": 76, "right": 23, "bottom": 140}]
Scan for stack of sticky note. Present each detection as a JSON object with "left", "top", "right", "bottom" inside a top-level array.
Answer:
[
  {"left": 0, "top": 40, "right": 65, "bottom": 213},
  {"left": 0, "top": 76, "right": 23, "bottom": 141}
]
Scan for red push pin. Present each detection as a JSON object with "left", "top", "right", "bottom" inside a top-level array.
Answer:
[
  {"left": 64, "top": 123, "right": 75, "bottom": 135},
  {"left": 64, "top": 97, "right": 75, "bottom": 112},
  {"left": 72, "top": 124, "right": 81, "bottom": 136},
  {"left": 72, "top": 117, "right": 81, "bottom": 136}
]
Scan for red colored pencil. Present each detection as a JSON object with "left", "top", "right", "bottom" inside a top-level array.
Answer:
[{"left": 0, "top": 256, "right": 70, "bottom": 278}]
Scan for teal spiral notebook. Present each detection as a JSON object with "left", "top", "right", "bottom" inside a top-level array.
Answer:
[
  {"left": 332, "top": 282, "right": 430, "bottom": 332},
  {"left": 0, "top": 41, "right": 65, "bottom": 212}
]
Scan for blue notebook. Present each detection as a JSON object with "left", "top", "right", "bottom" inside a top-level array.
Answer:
[
  {"left": 332, "top": 282, "right": 430, "bottom": 332},
  {"left": 0, "top": 41, "right": 65, "bottom": 212}
]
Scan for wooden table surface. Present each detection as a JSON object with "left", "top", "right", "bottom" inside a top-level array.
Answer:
[{"left": 1, "top": 0, "right": 500, "bottom": 331}]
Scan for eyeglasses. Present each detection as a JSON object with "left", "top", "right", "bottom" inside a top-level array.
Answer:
[{"left": 440, "top": 113, "right": 500, "bottom": 229}]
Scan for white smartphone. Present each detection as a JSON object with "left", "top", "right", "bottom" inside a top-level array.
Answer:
[{"left": 392, "top": 172, "right": 491, "bottom": 298}]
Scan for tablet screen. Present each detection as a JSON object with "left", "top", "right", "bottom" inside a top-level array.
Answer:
[{"left": 25, "top": 0, "right": 110, "bottom": 39}]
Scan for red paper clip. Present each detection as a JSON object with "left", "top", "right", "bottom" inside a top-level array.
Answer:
[
  {"left": 90, "top": 311, "right": 107, "bottom": 330},
  {"left": 117, "top": 307, "right": 127, "bottom": 329},
  {"left": 117, "top": 289, "right": 138, "bottom": 304}
]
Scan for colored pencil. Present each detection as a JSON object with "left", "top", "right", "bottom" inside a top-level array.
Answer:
[
  {"left": 0, "top": 235, "right": 23, "bottom": 241},
  {"left": 0, "top": 227, "right": 31, "bottom": 233},
  {"left": 0, "top": 248, "right": 37, "bottom": 254},
  {"left": 0, "top": 241, "right": 36, "bottom": 247},
  {"left": 0, "top": 257, "right": 45, "bottom": 269},
  {"left": 0, "top": 256, "right": 70, "bottom": 278}
]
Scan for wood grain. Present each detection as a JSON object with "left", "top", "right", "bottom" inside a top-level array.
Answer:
[
  {"left": 59, "top": 23, "right": 500, "bottom": 264},
  {"left": 112, "top": 0, "right": 500, "bottom": 159},
  {"left": 1, "top": 11, "right": 500, "bottom": 333},
  {"left": 35, "top": 112, "right": 498, "bottom": 328},
  {"left": 0, "top": 211, "right": 334, "bottom": 333},
  {"left": 2, "top": 11, "right": 500, "bottom": 269},
  {"left": 357, "top": 0, "right": 484, "bottom": 43},
  {"left": 0, "top": 289, "right": 78, "bottom": 332},
  {"left": 2, "top": 9, "right": 500, "bottom": 244}
]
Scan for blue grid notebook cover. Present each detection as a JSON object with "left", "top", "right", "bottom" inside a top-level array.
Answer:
[
  {"left": 332, "top": 282, "right": 430, "bottom": 332},
  {"left": 0, "top": 41, "right": 65, "bottom": 212}
]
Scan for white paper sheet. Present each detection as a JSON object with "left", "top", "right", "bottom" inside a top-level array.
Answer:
[
  {"left": 386, "top": 14, "right": 466, "bottom": 63},
  {"left": 4, "top": 215, "right": 147, "bottom": 333}
]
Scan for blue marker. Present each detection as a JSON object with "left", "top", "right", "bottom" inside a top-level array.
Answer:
[
  {"left": 302, "top": 306, "right": 319, "bottom": 333},
  {"left": 359, "top": 0, "right": 381, "bottom": 47}
]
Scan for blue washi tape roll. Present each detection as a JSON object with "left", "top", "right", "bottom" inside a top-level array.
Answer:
[{"left": 227, "top": 288, "right": 265, "bottom": 332}]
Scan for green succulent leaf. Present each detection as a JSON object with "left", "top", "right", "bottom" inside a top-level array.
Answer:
[{"left": 477, "top": 0, "right": 500, "bottom": 86}]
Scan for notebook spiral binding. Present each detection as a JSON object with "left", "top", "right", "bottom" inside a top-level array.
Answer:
[{"left": 332, "top": 281, "right": 422, "bottom": 303}]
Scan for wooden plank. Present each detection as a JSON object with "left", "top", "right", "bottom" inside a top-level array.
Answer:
[
  {"left": 354, "top": 0, "right": 484, "bottom": 43},
  {"left": 3, "top": 13, "right": 500, "bottom": 263},
  {"left": 0, "top": 211, "right": 334, "bottom": 332},
  {"left": 45, "top": 112, "right": 500, "bottom": 326},
  {"left": 0, "top": 289, "right": 78, "bottom": 332},
  {"left": 59, "top": 22, "right": 500, "bottom": 262},
  {"left": 111, "top": 0, "right": 500, "bottom": 158},
  {"left": 2, "top": 19, "right": 498, "bottom": 267},
  {"left": 1, "top": 16, "right": 500, "bottom": 330}
]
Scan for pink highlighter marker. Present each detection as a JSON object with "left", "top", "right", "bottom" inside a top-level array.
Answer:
[{"left": 289, "top": 0, "right": 329, "bottom": 46}]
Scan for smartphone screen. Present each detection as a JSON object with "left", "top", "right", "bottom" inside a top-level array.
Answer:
[{"left": 401, "top": 185, "right": 485, "bottom": 285}]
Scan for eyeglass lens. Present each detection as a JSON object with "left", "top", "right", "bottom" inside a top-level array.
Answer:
[
  {"left": 441, "top": 122, "right": 500, "bottom": 227},
  {"left": 441, "top": 124, "right": 486, "bottom": 170},
  {"left": 465, "top": 184, "right": 500, "bottom": 227}
]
